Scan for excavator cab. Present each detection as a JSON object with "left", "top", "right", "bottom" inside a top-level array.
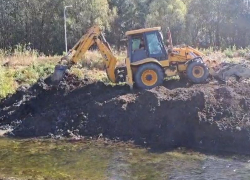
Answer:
[
  {"left": 123, "top": 27, "right": 171, "bottom": 89},
  {"left": 128, "top": 28, "right": 168, "bottom": 63}
]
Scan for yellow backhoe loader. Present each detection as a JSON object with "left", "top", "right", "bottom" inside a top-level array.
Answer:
[{"left": 51, "top": 25, "right": 211, "bottom": 89}]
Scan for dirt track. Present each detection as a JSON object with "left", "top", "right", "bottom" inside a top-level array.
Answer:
[{"left": 0, "top": 74, "right": 250, "bottom": 154}]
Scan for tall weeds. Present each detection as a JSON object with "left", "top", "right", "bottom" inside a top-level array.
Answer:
[
  {"left": 0, "top": 44, "right": 39, "bottom": 67},
  {"left": 0, "top": 67, "right": 16, "bottom": 99}
]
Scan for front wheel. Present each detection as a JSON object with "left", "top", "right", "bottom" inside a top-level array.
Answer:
[
  {"left": 187, "top": 59, "right": 209, "bottom": 83},
  {"left": 134, "top": 63, "right": 164, "bottom": 89}
]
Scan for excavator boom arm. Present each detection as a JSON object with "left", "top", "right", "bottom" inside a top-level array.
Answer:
[{"left": 53, "top": 25, "right": 117, "bottom": 83}]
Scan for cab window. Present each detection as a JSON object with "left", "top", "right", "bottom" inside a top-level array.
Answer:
[
  {"left": 132, "top": 38, "right": 141, "bottom": 51},
  {"left": 146, "top": 32, "right": 163, "bottom": 55}
]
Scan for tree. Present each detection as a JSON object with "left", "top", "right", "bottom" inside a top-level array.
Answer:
[
  {"left": 0, "top": 0, "right": 249, "bottom": 54},
  {"left": 66, "top": 0, "right": 116, "bottom": 50},
  {"left": 146, "top": 0, "right": 187, "bottom": 45},
  {"left": 107, "top": 0, "right": 150, "bottom": 49}
]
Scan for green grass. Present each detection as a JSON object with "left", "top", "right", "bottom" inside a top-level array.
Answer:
[
  {"left": 0, "top": 66, "right": 17, "bottom": 99},
  {"left": 223, "top": 45, "right": 250, "bottom": 58},
  {"left": 224, "top": 47, "right": 234, "bottom": 58},
  {"left": 0, "top": 63, "right": 55, "bottom": 99},
  {"left": 0, "top": 138, "right": 113, "bottom": 180},
  {"left": 14, "top": 63, "right": 55, "bottom": 85}
]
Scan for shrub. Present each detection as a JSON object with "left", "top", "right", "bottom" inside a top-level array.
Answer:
[
  {"left": 200, "top": 47, "right": 215, "bottom": 55},
  {"left": 224, "top": 47, "right": 234, "bottom": 58},
  {"left": 237, "top": 48, "right": 247, "bottom": 57},
  {"left": 0, "top": 67, "right": 16, "bottom": 99},
  {"left": 14, "top": 63, "right": 54, "bottom": 84}
]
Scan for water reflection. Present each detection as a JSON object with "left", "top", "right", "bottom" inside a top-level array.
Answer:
[{"left": 0, "top": 138, "right": 249, "bottom": 180}]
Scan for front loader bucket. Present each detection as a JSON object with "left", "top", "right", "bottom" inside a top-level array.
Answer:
[
  {"left": 204, "top": 59, "right": 219, "bottom": 76},
  {"left": 50, "top": 65, "right": 68, "bottom": 84}
]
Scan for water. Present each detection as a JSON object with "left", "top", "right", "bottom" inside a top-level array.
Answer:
[{"left": 0, "top": 138, "right": 249, "bottom": 180}]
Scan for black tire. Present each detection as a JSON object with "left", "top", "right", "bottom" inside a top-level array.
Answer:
[
  {"left": 134, "top": 63, "right": 164, "bottom": 89},
  {"left": 187, "top": 59, "right": 209, "bottom": 83}
]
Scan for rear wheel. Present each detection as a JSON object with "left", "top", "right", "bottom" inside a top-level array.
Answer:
[
  {"left": 187, "top": 59, "right": 209, "bottom": 83},
  {"left": 134, "top": 63, "right": 164, "bottom": 89}
]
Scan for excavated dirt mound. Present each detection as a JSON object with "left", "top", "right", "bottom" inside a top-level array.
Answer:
[{"left": 0, "top": 74, "right": 250, "bottom": 155}]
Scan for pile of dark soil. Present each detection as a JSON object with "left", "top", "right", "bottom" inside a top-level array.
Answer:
[{"left": 0, "top": 74, "right": 250, "bottom": 155}]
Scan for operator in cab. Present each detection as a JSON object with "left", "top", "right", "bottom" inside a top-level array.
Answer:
[{"left": 139, "top": 38, "right": 145, "bottom": 50}]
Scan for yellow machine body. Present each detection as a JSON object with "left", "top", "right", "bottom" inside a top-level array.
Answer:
[{"left": 52, "top": 25, "right": 210, "bottom": 89}]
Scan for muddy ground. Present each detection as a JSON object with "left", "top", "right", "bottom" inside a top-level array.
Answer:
[{"left": 0, "top": 74, "right": 250, "bottom": 155}]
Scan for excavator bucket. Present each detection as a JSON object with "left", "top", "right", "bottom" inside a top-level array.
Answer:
[{"left": 50, "top": 65, "right": 68, "bottom": 84}]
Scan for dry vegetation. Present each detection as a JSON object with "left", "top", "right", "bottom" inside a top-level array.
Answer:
[
  {"left": 201, "top": 46, "right": 250, "bottom": 63},
  {"left": 0, "top": 45, "right": 249, "bottom": 99},
  {"left": 0, "top": 46, "right": 126, "bottom": 99}
]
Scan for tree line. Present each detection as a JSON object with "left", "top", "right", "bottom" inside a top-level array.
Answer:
[{"left": 0, "top": 0, "right": 250, "bottom": 55}]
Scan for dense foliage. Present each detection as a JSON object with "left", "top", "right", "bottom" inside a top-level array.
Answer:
[{"left": 0, "top": 0, "right": 250, "bottom": 54}]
